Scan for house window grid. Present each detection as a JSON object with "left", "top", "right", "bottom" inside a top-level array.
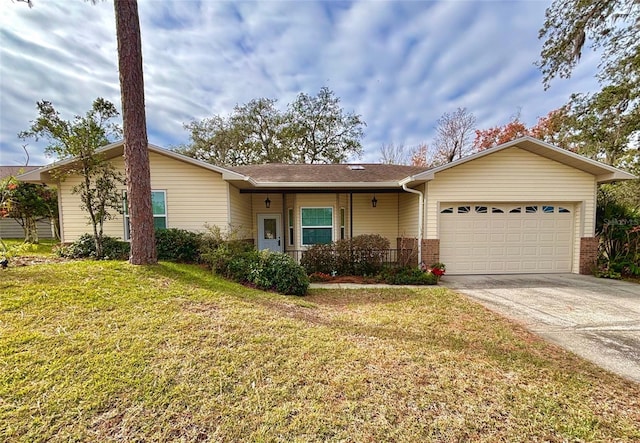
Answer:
[
  {"left": 123, "top": 190, "right": 167, "bottom": 241},
  {"left": 301, "top": 207, "right": 333, "bottom": 246}
]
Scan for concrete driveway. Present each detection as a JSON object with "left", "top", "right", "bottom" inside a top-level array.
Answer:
[{"left": 442, "top": 274, "right": 640, "bottom": 383}]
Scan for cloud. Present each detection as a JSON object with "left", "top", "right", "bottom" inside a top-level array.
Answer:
[{"left": 0, "top": 0, "right": 602, "bottom": 167}]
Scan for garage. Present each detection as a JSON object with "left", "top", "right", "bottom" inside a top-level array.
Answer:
[{"left": 439, "top": 203, "right": 574, "bottom": 274}]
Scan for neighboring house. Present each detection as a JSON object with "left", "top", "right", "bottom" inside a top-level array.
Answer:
[
  {"left": 19, "top": 136, "right": 635, "bottom": 275},
  {"left": 0, "top": 166, "right": 55, "bottom": 239}
]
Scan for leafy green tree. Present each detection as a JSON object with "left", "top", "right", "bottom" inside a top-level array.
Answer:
[
  {"left": 232, "top": 98, "right": 290, "bottom": 164},
  {"left": 538, "top": 0, "right": 639, "bottom": 169},
  {"left": 177, "top": 116, "right": 246, "bottom": 166},
  {"left": 286, "top": 87, "right": 365, "bottom": 164},
  {"left": 0, "top": 177, "right": 58, "bottom": 243},
  {"left": 19, "top": 98, "right": 125, "bottom": 259},
  {"left": 179, "top": 87, "right": 365, "bottom": 165},
  {"left": 566, "top": 86, "right": 640, "bottom": 167}
]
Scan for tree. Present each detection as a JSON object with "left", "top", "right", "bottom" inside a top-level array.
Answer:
[
  {"left": 19, "top": 98, "right": 125, "bottom": 258},
  {"left": 562, "top": 87, "right": 640, "bottom": 166},
  {"left": 179, "top": 87, "right": 366, "bottom": 165},
  {"left": 538, "top": 0, "right": 639, "bottom": 88},
  {"left": 286, "top": 87, "right": 365, "bottom": 164},
  {"left": 0, "top": 178, "right": 57, "bottom": 243},
  {"left": 432, "top": 108, "right": 476, "bottom": 164},
  {"left": 231, "top": 98, "right": 289, "bottom": 164},
  {"left": 114, "top": 0, "right": 156, "bottom": 265},
  {"left": 538, "top": 0, "right": 639, "bottom": 170},
  {"left": 177, "top": 116, "right": 247, "bottom": 166},
  {"left": 472, "top": 108, "right": 575, "bottom": 151},
  {"left": 379, "top": 143, "right": 408, "bottom": 165},
  {"left": 473, "top": 112, "right": 530, "bottom": 150},
  {"left": 410, "top": 143, "right": 429, "bottom": 167}
]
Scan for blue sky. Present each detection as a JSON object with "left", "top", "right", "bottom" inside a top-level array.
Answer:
[{"left": 0, "top": 0, "right": 601, "bottom": 167}]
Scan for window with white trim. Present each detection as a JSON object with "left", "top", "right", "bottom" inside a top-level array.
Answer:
[
  {"left": 340, "top": 207, "right": 345, "bottom": 240},
  {"left": 288, "top": 208, "right": 294, "bottom": 246},
  {"left": 301, "top": 207, "right": 333, "bottom": 246},
  {"left": 123, "top": 190, "right": 167, "bottom": 240}
]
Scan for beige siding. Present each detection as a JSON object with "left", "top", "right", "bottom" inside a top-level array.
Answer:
[
  {"left": 351, "top": 193, "right": 399, "bottom": 243},
  {"left": 229, "top": 185, "right": 252, "bottom": 235},
  {"left": 59, "top": 152, "right": 230, "bottom": 242},
  {"left": 427, "top": 147, "right": 597, "bottom": 273},
  {"left": 398, "top": 189, "right": 420, "bottom": 239}
]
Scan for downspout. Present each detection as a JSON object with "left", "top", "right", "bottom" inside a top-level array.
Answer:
[{"left": 402, "top": 184, "right": 423, "bottom": 263}]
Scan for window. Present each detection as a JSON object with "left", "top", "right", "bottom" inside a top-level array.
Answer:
[
  {"left": 475, "top": 205, "right": 487, "bottom": 213},
  {"left": 457, "top": 206, "right": 470, "bottom": 214},
  {"left": 288, "top": 208, "right": 294, "bottom": 246},
  {"left": 123, "top": 190, "right": 167, "bottom": 240},
  {"left": 526, "top": 205, "right": 538, "bottom": 213},
  {"left": 340, "top": 207, "right": 345, "bottom": 240},
  {"left": 509, "top": 207, "right": 522, "bottom": 213},
  {"left": 440, "top": 207, "right": 454, "bottom": 214},
  {"left": 542, "top": 205, "right": 555, "bottom": 213},
  {"left": 559, "top": 207, "right": 571, "bottom": 213},
  {"left": 491, "top": 207, "right": 504, "bottom": 213},
  {"left": 301, "top": 207, "right": 333, "bottom": 246}
]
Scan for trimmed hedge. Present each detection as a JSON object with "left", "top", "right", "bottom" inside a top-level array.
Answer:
[{"left": 301, "top": 234, "right": 391, "bottom": 276}]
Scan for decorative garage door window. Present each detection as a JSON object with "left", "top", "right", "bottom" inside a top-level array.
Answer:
[{"left": 440, "top": 204, "right": 572, "bottom": 214}]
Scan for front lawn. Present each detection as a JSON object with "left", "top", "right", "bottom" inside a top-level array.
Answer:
[{"left": 1, "top": 261, "right": 638, "bottom": 442}]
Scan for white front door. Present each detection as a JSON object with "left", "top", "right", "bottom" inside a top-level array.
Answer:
[{"left": 257, "top": 214, "right": 283, "bottom": 253}]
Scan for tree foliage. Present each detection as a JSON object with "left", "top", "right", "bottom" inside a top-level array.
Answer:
[
  {"left": 0, "top": 176, "right": 57, "bottom": 243},
  {"left": 178, "top": 87, "right": 365, "bottom": 165},
  {"left": 538, "top": 0, "right": 639, "bottom": 88},
  {"left": 538, "top": 0, "right": 639, "bottom": 170},
  {"left": 286, "top": 87, "right": 365, "bottom": 163},
  {"left": 473, "top": 108, "right": 574, "bottom": 151},
  {"left": 19, "top": 98, "right": 124, "bottom": 258}
]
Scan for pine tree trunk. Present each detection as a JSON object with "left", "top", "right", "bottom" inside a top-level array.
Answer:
[{"left": 114, "top": 0, "right": 157, "bottom": 265}]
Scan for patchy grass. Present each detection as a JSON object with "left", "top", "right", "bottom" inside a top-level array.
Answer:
[
  {"left": 1, "top": 261, "right": 639, "bottom": 442},
  {"left": 1, "top": 238, "right": 58, "bottom": 256}
]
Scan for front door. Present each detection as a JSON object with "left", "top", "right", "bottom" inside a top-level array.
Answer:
[{"left": 257, "top": 214, "right": 282, "bottom": 253}]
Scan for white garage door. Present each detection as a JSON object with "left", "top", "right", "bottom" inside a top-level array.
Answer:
[{"left": 440, "top": 203, "right": 574, "bottom": 274}]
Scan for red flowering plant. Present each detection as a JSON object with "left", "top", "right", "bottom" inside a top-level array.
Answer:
[{"left": 429, "top": 263, "right": 446, "bottom": 278}]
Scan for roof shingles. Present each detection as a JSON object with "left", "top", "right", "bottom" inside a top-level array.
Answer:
[{"left": 229, "top": 164, "right": 426, "bottom": 184}]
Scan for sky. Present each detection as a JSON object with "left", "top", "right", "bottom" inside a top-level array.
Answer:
[{"left": 0, "top": 0, "right": 602, "bottom": 167}]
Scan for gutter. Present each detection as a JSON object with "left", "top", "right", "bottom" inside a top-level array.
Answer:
[{"left": 402, "top": 183, "right": 423, "bottom": 264}]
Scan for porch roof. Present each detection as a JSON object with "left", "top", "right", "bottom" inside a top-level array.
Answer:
[{"left": 225, "top": 163, "right": 426, "bottom": 191}]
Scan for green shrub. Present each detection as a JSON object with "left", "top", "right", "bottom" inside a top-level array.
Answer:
[
  {"left": 56, "top": 234, "right": 130, "bottom": 260},
  {"left": 201, "top": 241, "right": 255, "bottom": 277},
  {"left": 300, "top": 244, "right": 336, "bottom": 275},
  {"left": 155, "top": 228, "right": 201, "bottom": 263},
  {"left": 301, "top": 234, "right": 392, "bottom": 276},
  {"left": 381, "top": 266, "right": 438, "bottom": 285},
  {"left": 351, "top": 234, "right": 390, "bottom": 276},
  {"left": 249, "top": 250, "right": 309, "bottom": 296}
]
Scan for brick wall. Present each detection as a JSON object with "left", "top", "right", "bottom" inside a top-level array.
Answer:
[
  {"left": 421, "top": 239, "right": 440, "bottom": 266},
  {"left": 579, "top": 237, "right": 599, "bottom": 275},
  {"left": 396, "top": 238, "right": 441, "bottom": 267}
]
